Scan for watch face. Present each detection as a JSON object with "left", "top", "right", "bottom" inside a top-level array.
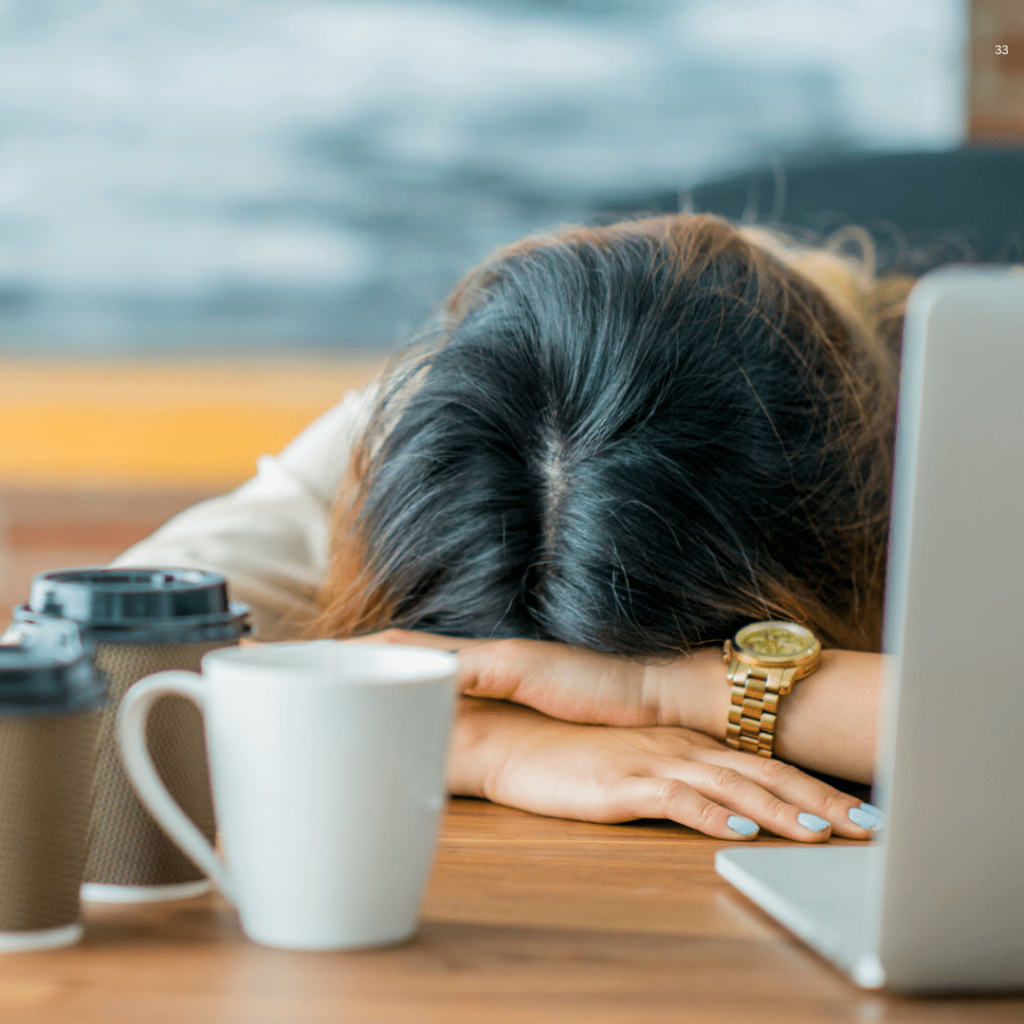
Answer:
[{"left": 735, "top": 622, "right": 816, "bottom": 657}]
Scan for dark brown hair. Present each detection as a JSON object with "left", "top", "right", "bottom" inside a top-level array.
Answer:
[{"left": 314, "top": 214, "right": 914, "bottom": 653}]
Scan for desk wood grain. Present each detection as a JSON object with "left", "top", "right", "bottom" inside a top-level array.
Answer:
[{"left": 1, "top": 799, "right": 1020, "bottom": 1024}]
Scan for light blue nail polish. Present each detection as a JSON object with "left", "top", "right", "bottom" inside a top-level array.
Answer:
[
  {"left": 797, "top": 812, "right": 830, "bottom": 833},
  {"left": 848, "top": 805, "right": 884, "bottom": 831},
  {"left": 727, "top": 815, "right": 759, "bottom": 837},
  {"left": 859, "top": 801, "right": 886, "bottom": 821}
]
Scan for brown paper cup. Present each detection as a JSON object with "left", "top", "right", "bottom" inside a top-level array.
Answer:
[
  {"left": 0, "top": 710, "right": 100, "bottom": 950},
  {"left": 82, "top": 640, "right": 234, "bottom": 901}
]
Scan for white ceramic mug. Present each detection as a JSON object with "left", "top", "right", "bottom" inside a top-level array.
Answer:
[{"left": 116, "top": 641, "right": 457, "bottom": 951}]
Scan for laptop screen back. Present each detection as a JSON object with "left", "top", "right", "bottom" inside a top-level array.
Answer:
[{"left": 873, "top": 268, "right": 1024, "bottom": 990}]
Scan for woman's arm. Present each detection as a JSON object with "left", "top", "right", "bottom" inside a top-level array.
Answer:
[
  {"left": 646, "top": 647, "right": 882, "bottom": 784},
  {"left": 369, "top": 630, "right": 883, "bottom": 785},
  {"left": 447, "top": 696, "right": 880, "bottom": 841}
]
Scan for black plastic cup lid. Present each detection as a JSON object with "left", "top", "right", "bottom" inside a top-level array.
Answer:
[
  {"left": 24, "top": 567, "right": 251, "bottom": 642},
  {"left": 0, "top": 618, "right": 107, "bottom": 715}
]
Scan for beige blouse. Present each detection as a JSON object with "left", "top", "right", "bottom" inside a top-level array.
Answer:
[{"left": 112, "top": 382, "right": 379, "bottom": 641}]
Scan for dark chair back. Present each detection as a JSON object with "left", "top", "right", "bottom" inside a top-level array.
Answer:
[{"left": 595, "top": 148, "right": 1024, "bottom": 273}]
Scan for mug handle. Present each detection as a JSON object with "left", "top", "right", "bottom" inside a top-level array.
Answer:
[{"left": 116, "top": 671, "right": 237, "bottom": 905}]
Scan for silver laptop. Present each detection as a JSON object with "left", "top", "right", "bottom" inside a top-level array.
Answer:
[{"left": 716, "top": 267, "right": 1024, "bottom": 993}]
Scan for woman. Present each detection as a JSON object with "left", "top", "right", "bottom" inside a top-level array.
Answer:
[{"left": 115, "top": 213, "right": 910, "bottom": 843}]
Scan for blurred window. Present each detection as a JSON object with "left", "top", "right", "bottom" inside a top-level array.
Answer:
[{"left": 0, "top": 0, "right": 966, "bottom": 355}]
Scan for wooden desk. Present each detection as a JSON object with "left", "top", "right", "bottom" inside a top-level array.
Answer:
[{"left": 2, "top": 800, "right": 1020, "bottom": 1023}]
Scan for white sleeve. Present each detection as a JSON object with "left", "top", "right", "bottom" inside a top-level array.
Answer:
[{"left": 111, "top": 382, "right": 379, "bottom": 641}]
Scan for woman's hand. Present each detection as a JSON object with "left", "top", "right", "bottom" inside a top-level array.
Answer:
[
  {"left": 361, "top": 628, "right": 707, "bottom": 728},
  {"left": 360, "top": 628, "right": 883, "bottom": 785},
  {"left": 451, "top": 697, "right": 878, "bottom": 842}
]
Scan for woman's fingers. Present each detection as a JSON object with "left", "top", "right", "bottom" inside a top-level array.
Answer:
[
  {"left": 611, "top": 765, "right": 835, "bottom": 842},
  {"left": 601, "top": 729, "right": 860, "bottom": 841},
  {"left": 683, "top": 745, "right": 877, "bottom": 839},
  {"left": 608, "top": 776, "right": 762, "bottom": 841},
  {"left": 352, "top": 634, "right": 674, "bottom": 729},
  {"left": 457, "top": 640, "right": 660, "bottom": 726},
  {"left": 353, "top": 633, "right": 543, "bottom": 704},
  {"left": 682, "top": 761, "right": 838, "bottom": 841},
  {"left": 351, "top": 628, "right": 486, "bottom": 652}
]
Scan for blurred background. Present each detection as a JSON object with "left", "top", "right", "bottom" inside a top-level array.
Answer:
[
  {"left": 1, "top": 0, "right": 1021, "bottom": 621},
  {"left": 0, "top": 0, "right": 968, "bottom": 353}
]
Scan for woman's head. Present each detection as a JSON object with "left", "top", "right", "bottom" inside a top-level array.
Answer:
[{"left": 317, "top": 214, "right": 912, "bottom": 653}]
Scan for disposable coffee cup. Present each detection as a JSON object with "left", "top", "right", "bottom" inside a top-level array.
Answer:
[
  {"left": 117, "top": 641, "right": 457, "bottom": 951},
  {"left": 0, "top": 618, "right": 106, "bottom": 951},
  {"left": 16, "top": 567, "right": 250, "bottom": 903}
]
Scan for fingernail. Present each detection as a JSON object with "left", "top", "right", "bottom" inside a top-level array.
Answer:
[
  {"left": 727, "top": 815, "right": 759, "bottom": 837},
  {"left": 797, "top": 812, "right": 831, "bottom": 833},
  {"left": 848, "top": 802, "right": 886, "bottom": 831}
]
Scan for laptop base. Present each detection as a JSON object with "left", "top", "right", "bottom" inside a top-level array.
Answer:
[{"left": 715, "top": 846, "right": 885, "bottom": 989}]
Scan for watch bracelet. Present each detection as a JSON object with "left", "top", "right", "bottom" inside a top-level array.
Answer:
[{"left": 725, "top": 663, "right": 780, "bottom": 758}]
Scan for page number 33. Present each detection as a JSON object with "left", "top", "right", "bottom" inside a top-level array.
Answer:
[{"left": 996, "top": 44, "right": 1009, "bottom": 54}]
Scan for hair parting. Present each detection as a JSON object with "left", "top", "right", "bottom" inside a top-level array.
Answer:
[{"left": 313, "top": 213, "right": 915, "bottom": 655}]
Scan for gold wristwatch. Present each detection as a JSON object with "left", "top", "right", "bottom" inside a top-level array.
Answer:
[{"left": 723, "top": 621, "right": 822, "bottom": 758}]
